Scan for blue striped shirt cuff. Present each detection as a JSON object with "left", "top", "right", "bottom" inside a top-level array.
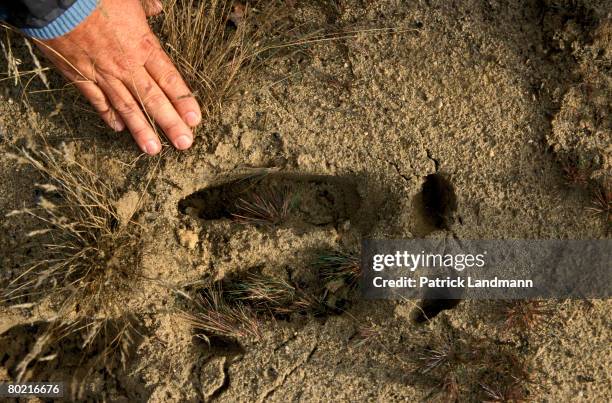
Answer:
[{"left": 21, "top": 0, "right": 99, "bottom": 40}]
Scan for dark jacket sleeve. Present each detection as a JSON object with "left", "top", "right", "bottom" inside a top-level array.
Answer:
[{"left": 0, "top": 0, "right": 98, "bottom": 39}]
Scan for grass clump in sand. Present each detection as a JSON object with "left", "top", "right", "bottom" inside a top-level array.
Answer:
[
  {"left": 9, "top": 316, "right": 142, "bottom": 390},
  {"left": 556, "top": 153, "right": 611, "bottom": 230},
  {"left": 179, "top": 272, "right": 320, "bottom": 343},
  {"left": 493, "top": 300, "right": 555, "bottom": 333},
  {"left": 161, "top": 0, "right": 294, "bottom": 120},
  {"left": 179, "top": 284, "right": 264, "bottom": 343},
  {"left": 412, "top": 322, "right": 531, "bottom": 402},
  {"left": 162, "top": 0, "right": 410, "bottom": 122},
  {"left": 314, "top": 249, "right": 361, "bottom": 311},
  {"left": 2, "top": 142, "right": 144, "bottom": 383},
  {"left": 315, "top": 250, "right": 361, "bottom": 292},
  {"left": 223, "top": 270, "right": 319, "bottom": 316},
  {"left": 559, "top": 154, "right": 595, "bottom": 188},
  {"left": 350, "top": 323, "right": 383, "bottom": 348},
  {"left": 3, "top": 143, "right": 141, "bottom": 317},
  {"left": 231, "top": 182, "right": 293, "bottom": 226},
  {"left": 180, "top": 249, "right": 363, "bottom": 343},
  {"left": 587, "top": 179, "right": 611, "bottom": 225}
]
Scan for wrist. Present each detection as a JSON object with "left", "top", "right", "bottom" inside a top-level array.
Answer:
[{"left": 20, "top": 0, "right": 99, "bottom": 40}]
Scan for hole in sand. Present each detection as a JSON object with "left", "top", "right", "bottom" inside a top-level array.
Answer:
[
  {"left": 412, "top": 298, "right": 462, "bottom": 323},
  {"left": 195, "top": 333, "right": 245, "bottom": 357},
  {"left": 419, "top": 173, "right": 458, "bottom": 230}
]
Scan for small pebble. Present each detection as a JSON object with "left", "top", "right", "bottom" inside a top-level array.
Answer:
[{"left": 177, "top": 228, "right": 199, "bottom": 250}]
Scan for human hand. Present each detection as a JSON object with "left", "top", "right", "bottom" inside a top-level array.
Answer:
[{"left": 35, "top": 0, "right": 201, "bottom": 155}]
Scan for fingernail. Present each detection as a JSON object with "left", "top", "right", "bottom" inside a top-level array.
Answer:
[
  {"left": 113, "top": 120, "right": 125, "bottom": 132},
  {"left": 184, "top": 111, "right": 201, "bottom": 127},
  {"left": 144, "top": 139, "right": 161, "bottom": 155},
  {"left": 175, "top": 135, "right": 193, "bottom": 150}
]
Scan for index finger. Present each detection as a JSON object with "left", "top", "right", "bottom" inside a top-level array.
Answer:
[{"left": 145, "top": 45, "right": 202, "bottom": 128}]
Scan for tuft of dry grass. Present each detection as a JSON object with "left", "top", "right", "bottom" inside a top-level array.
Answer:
[
  {"left": 493, "top": 300, "right": 554, "bottom": 333},
  {"left": 9, "top": 316, "right": 142, "bottom": 396},
  {"left": 587, "top": 180, "right": 611, "bottom": 224},
  {"left": 412, "top": 323, "right": 531, "bottom": 402},
  {"left": 0, "top": 25, "right": 61, "bottom": 114},
  {"left": 313, "top": 249, "right": 362, "bottom": 313},
  {"left": 161, "top": 0, "right": 294, "bottom": 120},
  {"left": 180, "top": 248, "right": 364, "bottom": 340},
  {"left": 3, "top": 143, "right": 141, "bottom": 318},
  {"left": 224, "top": 271, "right": 319, "bottom": 316},
  {"left": 231, "top": 183, "right": 292, "bottom": 226},
  {"left": 480, "top": 382, "right": 528, "bottom": 403},
  {"left": 161, "top": 0, "right": 413, "bottom": 122},
  {"left": 179, "top": 284, "right": 263, "bottom": 343},
  {"left": 559, "top": 155, "right": 594, "bottom": 188},
  {"left": 2, "top": 142, "right": 144, "bottom": 381},
  {"left": 315, "top": 250, "right": 361, "bottom": 292},
  {"left": 179, "top": 269, "right": 327, "bottom": 342},
  {"left": 555, "top": 153, "right": 610, "bottom": 229},
  {"left": 416, "top": 330, "right": 466, "bottom": 375},
  {"left": 350, "top": 323, "right": 382, "bottom": 347}
]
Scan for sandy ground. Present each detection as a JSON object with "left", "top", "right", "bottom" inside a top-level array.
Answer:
[{"left": 0, "top": 0, "right": 611, "bottom": 401}]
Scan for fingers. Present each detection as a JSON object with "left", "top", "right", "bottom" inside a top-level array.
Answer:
[
  {"left": 145, "top": 46, "right": 201, "bottom": 127},
  {"left": 125, "top": 67, "right": 194, "bottom": 150},
  {"left": 38, "top": 27, "right": 198, "bottom": 155},
  {"left": 142, "top": 0, "right": 163, "bottom": 17},
  {"left": 73, "top": 80, "right": 125, "bottom": 132},
  {"left": 97, "top": 74, "right": 162, "bottom": 155}
]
